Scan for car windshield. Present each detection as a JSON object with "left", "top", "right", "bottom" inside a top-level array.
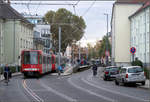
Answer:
[
  {"left": 128, "top": 67, "right": 143, "bottom": 73},
  {"left": 23, "top": 51, "right": 38, "bottom": 64}
]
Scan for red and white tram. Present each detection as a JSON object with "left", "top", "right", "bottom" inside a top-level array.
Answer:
[{"left": 21, "top": 50, "right": 57, "bottom": 77}]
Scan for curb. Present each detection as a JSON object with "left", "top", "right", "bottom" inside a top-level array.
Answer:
[{"left": 138, "top": 86, "right": 150, "bottom": 90}]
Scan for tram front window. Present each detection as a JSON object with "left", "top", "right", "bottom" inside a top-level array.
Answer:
[{"left": 23, "top": 51, "right": 38, "bottom": 64}]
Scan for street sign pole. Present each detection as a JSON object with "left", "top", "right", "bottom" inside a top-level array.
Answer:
[{"left": 132, "top": 53, "right": 134, "bottom": 62}]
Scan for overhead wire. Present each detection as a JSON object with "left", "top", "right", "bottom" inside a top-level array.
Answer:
[
  {"left": 82, "top": 0, "right": 96, "bottom": 17},
  {"left": 35, "top": 1, "right": 42, "bottom": 15},
  {"left": 26, "top": 0, "right": 32, "bottom": 15}
]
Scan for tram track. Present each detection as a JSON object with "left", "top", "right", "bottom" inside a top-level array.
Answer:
[{"left": 22, "top": 79, "right": 44, "bottom": 102}]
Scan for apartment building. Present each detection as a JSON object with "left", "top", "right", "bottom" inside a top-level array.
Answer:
[
  {"left": 111, "top": 0, "right": 143, "bottom": 66},
  {"left": 129, "top": 1, "right": 150, "bottom": 67},
  {"left": 0, "top": 2, "right": 34, "bottom": 66}
]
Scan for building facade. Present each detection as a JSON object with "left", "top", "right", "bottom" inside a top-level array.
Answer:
[
  {"left": 0, "top": 2, "right": 34, "bottom": 66},
  {"left": 129, "top": 1, "right": 150, "bottom": 66},
  {"left": 22, "top": 13, "right": 52, "bottom": 54},
  {"left": 111, "top": 1, "right": 143, "bottom": 66},
  {"left": 0, "top": 19, "right": 4, "bottom": 65}
]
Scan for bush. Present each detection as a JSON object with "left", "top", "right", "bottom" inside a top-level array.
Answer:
[
  {"left": 131, "top": 60, "right": 143, "bottom": 67},
  {"left": 0, "top": 66, "right": 21, "bottom": 74}
]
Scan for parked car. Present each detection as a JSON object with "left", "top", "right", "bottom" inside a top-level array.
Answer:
[
  {"left": 115, "top": 66, "right": 146, "bottom": 86},
  {"left": 103, "top": 66, "right": 119, "bottom": 81}
]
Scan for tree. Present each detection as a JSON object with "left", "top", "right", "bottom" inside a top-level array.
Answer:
[
  {"left": 98, "top": 36, "right": 111, "bottom": 58},
  {"left": 131, "top": 57, "right": 143, "bottom": 67},
  {"left": 44, "top": 8, "right": 86, "bottom": 53}
]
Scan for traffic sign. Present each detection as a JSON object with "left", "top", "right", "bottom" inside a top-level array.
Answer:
[{"left": 130, "top": 47, "right": 136, "bottom": 54}]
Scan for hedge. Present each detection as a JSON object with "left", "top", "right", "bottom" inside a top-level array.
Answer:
[{"left": 0, "top": 66, "right": 21, "bottom": 74}]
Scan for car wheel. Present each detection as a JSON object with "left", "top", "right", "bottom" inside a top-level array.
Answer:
[
  {"left": 141, "top": 81, "right": 145, "bottom": 85},
  {"left": 115, "top": 80, "right": 119, "bottom": 85},
  {"left": 103, "top": 77, "right": 107, "bottom": 81},
  {"left": 122, "top": 79, "right": 127, "bottom": 86}
]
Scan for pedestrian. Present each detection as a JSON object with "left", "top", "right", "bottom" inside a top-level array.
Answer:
[
  {"left": 58, "top": 65, "right": 62, "bottom": 75},
  {"left": 3, "top": 64, "right": 11, "bottom": 80},
  {"left": 92, "top": 63, "right": 97, "bottom": 76}
]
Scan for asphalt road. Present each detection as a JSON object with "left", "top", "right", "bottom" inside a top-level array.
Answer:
[{"left": 0, "top": 67, "right": 150, "bottom": 102}]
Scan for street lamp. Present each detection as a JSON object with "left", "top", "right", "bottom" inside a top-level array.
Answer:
[{"left": 104, "top": 13, "right": 109, "bottom": 66}]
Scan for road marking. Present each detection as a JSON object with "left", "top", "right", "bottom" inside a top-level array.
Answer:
[
  {"left": 68, "top": 78, "right": 116, "bottom": 102},
  {"left": 39, "top": 80, "right": 77, "bottom": 102},
  {"left": 22, "top": 80, "right": 44, "bottom": 102},
  {"left": 84, "top": 77, "right": 150, "bottom": 102}
]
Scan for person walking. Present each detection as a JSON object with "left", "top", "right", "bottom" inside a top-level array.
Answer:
[
  {"left": 92, "top": 63, "right": 97, "bottom": 76},
  {"left": 3, "top": 64, "right": 11, "bottom": 81}
]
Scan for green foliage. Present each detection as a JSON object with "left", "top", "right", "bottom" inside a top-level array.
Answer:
[
  {"left": 44, "top": 8, "right": 86, "bottom": 53},
  {"left": 131, "top": 59, "right": 143, "bottom": 67},
  {"left": 98, "top": 36, "right": 111, "bottom": 58},
  {"left": 0, "top": 66, "right": 20, "bottom": 74}
]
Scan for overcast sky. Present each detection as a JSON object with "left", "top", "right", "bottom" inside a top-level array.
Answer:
[{"left": 11, "top": 1, "right": 114, "bottom": 47}]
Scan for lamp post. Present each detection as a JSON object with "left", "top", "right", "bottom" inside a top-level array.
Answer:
[
  {"left": 104, "top": 13, "right": 109, "bottom": 66},
  {"left": 58, "top": 26, "right": 61, "bottom": 76}
]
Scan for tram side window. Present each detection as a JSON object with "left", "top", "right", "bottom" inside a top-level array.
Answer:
[
  {"left": 48, "top": 57, "right": 50, "bottom": 64},
  {"left": 49, "top": 57, "right": 52, "bottom": 64},
  {"left": 39, "top": 55, "right": 42, "bottom": 64},
  {"left": 43, "top": 56, "right": 45, "bottom": 64}
]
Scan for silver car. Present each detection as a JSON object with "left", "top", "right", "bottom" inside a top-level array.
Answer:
[{"left": 115, "top": 66, "right": 146, "bottom": 86}]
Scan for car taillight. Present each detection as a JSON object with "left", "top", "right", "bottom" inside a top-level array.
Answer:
[
  {"left": 105, "top": 72, "right": 109, "bottom": 74},
  {"left": 126, "top": 74, "right": 128, "bottom": 78}
]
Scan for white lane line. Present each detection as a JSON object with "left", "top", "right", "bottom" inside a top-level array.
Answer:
[
  {"left": 22, "top": 80, "right": 44, "bottom": 102},
  {"left": 24, "top": 80, "right": 44, "bottom": 102},
  {"left": 84, "top": 77, "right": 150, "bottom": 102},
  {"left": 39, "top": 80, "right": 77, "bottom": 102},
  {"left": 22, "top": 80, "right": 41, "bottom": 102},
  {"left": 68, "top": 78, "right": 116, "bottom": 102}
]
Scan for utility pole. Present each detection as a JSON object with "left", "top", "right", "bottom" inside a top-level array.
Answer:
[
  {"left": 58, "top": 26, "right": 61, "bottom": 76},
  {"left": 104, "top": 13, "right": 109, "bottom": 66}
]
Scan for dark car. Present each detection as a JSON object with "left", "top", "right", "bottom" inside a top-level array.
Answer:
[{"left": 103, "top": 66, "right": 119, "bottom": 81}]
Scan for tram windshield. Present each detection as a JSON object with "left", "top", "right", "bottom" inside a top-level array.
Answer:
[{"left": 23, "top": 51, "right": 38, "bottom": 64}]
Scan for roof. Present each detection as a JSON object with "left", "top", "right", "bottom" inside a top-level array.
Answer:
[
  {"left": 129, "top": 1, "right": 150, "bottom": 19},
  {"left": 0, "top": 2, "right": 34, "bottom": 26}
]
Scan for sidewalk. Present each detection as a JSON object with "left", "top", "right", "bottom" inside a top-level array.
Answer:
[
  {"left": 62, "top": 63, "right": 75, "bottom": 76},
  {"left": 0, "top": 72, "right": 21, "bottom": 82},
  {"left": 51, "top": 63, "right": 74, "bottom": 76},
  {"left": 139, "top": 79, "right": 150, "bottom": 89}
]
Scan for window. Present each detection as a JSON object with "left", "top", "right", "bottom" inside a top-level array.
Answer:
[
  {"left": 23, "top": 51, "right": 38, "bottom": 64},
  {"left": 120, "top": 68, "right": 126, "bottom": 73},
  {"left": 39, "top": 54, "right": 42, "bottom": 64},
  {"left": 128, "top": 67, "right": 143, "bottom": 73}
]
